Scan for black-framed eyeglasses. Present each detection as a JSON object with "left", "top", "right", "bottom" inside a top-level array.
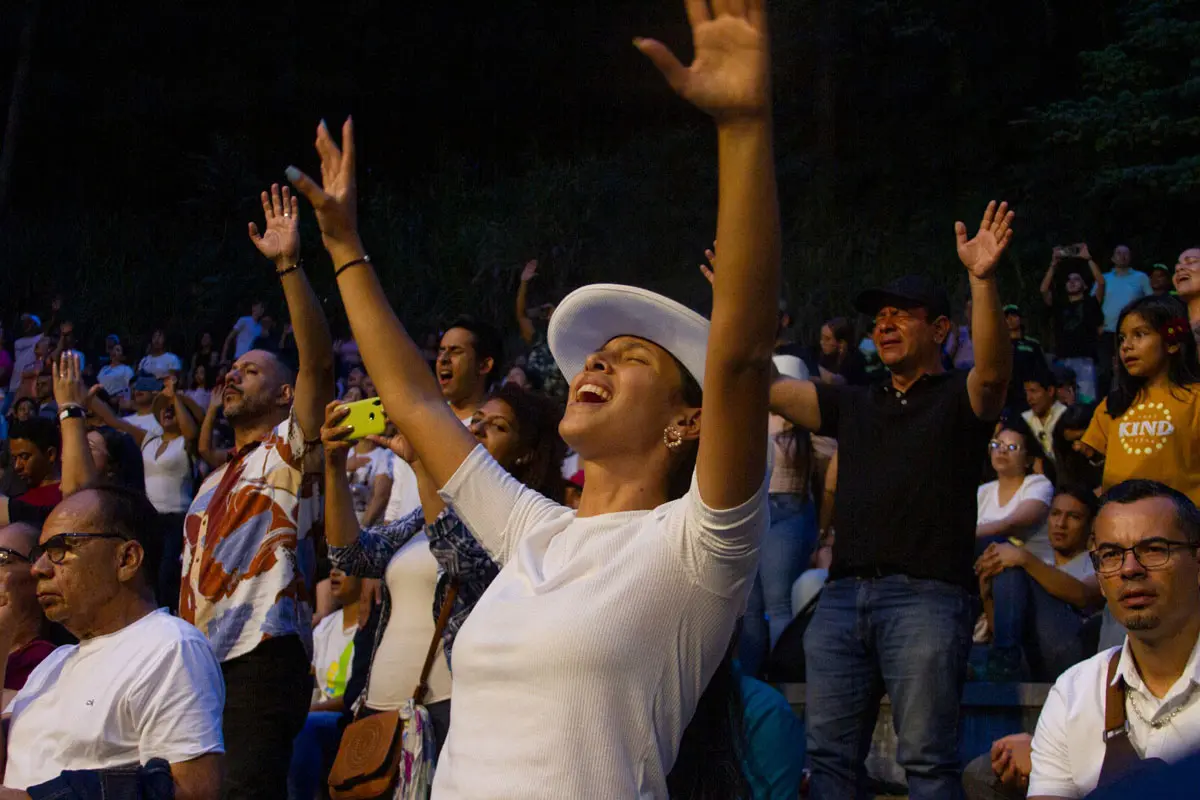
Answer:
[
  {"left": 34, "top": 533, "right": 131, "bottom": 565},
  {"left": 988, "top": 440, "right": 1024, "bottom": 453},
  {"left": 0, "top": 547, "right": 31, "bottom": 566},
  {"left": 1088, "top": 538, "right": 1199, "bottom": 575}
]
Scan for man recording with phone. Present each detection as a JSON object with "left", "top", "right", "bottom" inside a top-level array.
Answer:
[
  {"left": 1041, "top": 244, "right": 1106, "bottom": 404},
  {"left": 179, "top": 184, "right": 335, "bottom": 798}
]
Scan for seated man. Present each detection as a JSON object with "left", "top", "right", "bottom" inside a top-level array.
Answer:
[
  {"left": 0, "top": 523, "right": 55, "bottom": 705},
  {"left": 1, "top": 485, "right": 224, "bottom": 798},
  {"left": 963, "top": 733, "right": 1032, "bottom": 800},
  {"left": 976, "top": 485, "right": 1104, "bottom": 681},
  {"left": 0, "top": 418, "right": 65, "bottom": 528},
  {"left": 1028, "top": 480, "right": 1200, "bottom": 797}
]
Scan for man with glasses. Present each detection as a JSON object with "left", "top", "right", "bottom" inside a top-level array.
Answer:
[
  {"left": 770, "top": 201, "right": 1015, "bottom": 798},
  {"left": 0, "top": 523, "right": 54, "bottom": 699},
  {"left": 1172, "top": 248, "right": 1200, "bottom": 354},
  {"left": 1, "top": 485, "right": 224, "bottom": 797},
  {"left": 1028, "top": 479, "right": 1200, "bottom": 797}
]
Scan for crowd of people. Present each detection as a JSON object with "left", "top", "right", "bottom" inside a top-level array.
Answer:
[{"left": 0, "top": 4, "right": 1199, "bottom": 800}]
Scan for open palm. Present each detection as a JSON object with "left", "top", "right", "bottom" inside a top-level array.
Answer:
[
  {"left": 248, "top": 183, "right": 300, "bottom": 264},
  {"left": 636, "top": 1, "right": 770, "bottom": 122},
  {"left": 956, "top": 200, "right": 1015, "bottom": 280}
]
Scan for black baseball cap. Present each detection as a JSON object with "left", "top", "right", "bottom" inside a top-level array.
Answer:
[
  {"left": 1003, "top": 304, "right": 1022, "bottom": 316},
  {"left": 854, "top": 275, "right": 952, "bottom": 321}
]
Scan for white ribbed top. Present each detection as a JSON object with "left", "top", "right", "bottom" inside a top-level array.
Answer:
[{"left": 431, "top": 445, "right": 766, "bottom": 799}]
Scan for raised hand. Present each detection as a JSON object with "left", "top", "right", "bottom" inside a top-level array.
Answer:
[
  {"left": 286, "top": 118, "right": 361, "bottom": 260},
  {"left": 520, "top": 259, "right": 539, "bottom": 283},
  {"left": 249, "top": 183, "right": 301, "bottom": 266},
  {"left": 162, "top": 374, "right": 178, "bottom": 400},
  {"left": 52, "top": 351, "right": 89, "bottom": 408},
  {"left": 955, "top": 201, "right": 1014, "bottom": 280},
  {"left": 635, "top": 0, "right": 770, "bottom": 124}
]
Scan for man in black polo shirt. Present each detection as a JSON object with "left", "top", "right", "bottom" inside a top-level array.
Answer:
[{"left": 771, "top": 201, "right": 1015, "bottom": 799}]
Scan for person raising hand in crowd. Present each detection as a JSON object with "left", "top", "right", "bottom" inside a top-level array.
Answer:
[
  {"left": 181, "top": 183, "right": 335, "bottom": 798},
  {"left": 288, "top": 1, "right": 779, "bottom": 795},
  {"left": 770, "top": 199, "right": 1014, "bottom": 797},
  {"left": 515, "top": 258, "right": 568, "bottom": 400}
]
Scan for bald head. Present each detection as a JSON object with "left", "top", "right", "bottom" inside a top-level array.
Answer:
[
  {"left": 0, "top": 523, "right": 39, "bottom": 559},
  {"left": 223, "top": 349, "right": 296, "bottom": 426}
]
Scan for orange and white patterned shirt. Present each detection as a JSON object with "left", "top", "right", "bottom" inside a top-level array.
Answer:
[{"left": 180, "top": 411, "right": 323, "bottom": 662}]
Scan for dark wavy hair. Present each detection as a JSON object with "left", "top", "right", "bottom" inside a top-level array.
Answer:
[
  {"left": 1107, "top": 295, "right": 1200, "bottom": 418},
  {"left": 986, "top": 414, "right": 1057, "bottom": 486},
  {"left": 487, "top": 384, "right": 566, "bottom": 503}
]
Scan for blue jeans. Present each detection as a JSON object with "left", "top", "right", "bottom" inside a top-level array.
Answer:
[
  {"left": 288, "top": 711, "right": 343, "bottom": 800},
  {"left": 804, "top": 576, "right": 973, "bottom": 800},
  {"left": 740, "top": 493, "right": 818, "bottom": 676},
  {"left": 991, "top": 567, "right": 1092, "bottom": 681}
]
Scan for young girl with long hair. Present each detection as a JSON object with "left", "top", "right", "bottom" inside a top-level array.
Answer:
[
  {"left": 1077, "top": 294, "right": 1200, "bottom": 503},
  {"left": 287, "top": 3, "right": 778, "bottom": 796}
]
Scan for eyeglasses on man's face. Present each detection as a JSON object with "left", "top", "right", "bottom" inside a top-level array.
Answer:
[
  {"left": 0, "top": 547, "right": 32, "bottom": 567},
  {"left": 988, "top": 440, "right": 1024, "bottom": 453},
  {"left": 1088, "top": 537, "right": 1199, "bottom": 575},
  {"left": 34, "top": 533, "right": 131, "bottom": 566}
]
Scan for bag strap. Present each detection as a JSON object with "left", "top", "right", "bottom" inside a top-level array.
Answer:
[
  {"left": 411, "top": 580, "right": 458, "bottom": 706},
  {"left": 1104, "top": 648, "right": 1127, "bottom": 738}
]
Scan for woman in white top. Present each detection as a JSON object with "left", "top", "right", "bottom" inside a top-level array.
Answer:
[
  {"left": 96, "top": 343, "right": 134, "bottom": 402},
  {"left": 290, "top": 4, "right": 778, "bottom": 795},
  {"left": 89, "top": 375, "right": 201, "bottom": 611},
  {"left": 976, "top": 417, "right": 1055, "bottom": 550}
]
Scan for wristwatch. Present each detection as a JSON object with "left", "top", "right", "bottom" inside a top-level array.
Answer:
[{"left": 58, "top": 405, "right": 86, "bottom": 422}]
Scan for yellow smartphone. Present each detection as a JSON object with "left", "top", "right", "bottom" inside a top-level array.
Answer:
[
  {"left": 339, "top": 398, "right": 388, "bottom": 441},
  {"left": 1007, "top": 537, "right": 1024, "bottom": 547}
]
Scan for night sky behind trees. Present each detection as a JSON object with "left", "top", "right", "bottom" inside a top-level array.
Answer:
[{"left": 0, "top": 0, "right": 1196, "bottom": 354}]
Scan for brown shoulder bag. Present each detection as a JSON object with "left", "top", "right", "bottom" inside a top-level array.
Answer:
[{"left": 328, "top": 581, "right": 458, "bottom": 800}]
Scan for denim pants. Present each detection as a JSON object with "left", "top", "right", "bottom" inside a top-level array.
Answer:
[
  {"left": 740, "top": 493, "right": 818, "bottom": 676},
  {"left": 990, "top": 567, "right": 1092, "bottom": 681},
  {"left": 288, "top": 711, "right": 343, "bottom": 800},
  {"left": 804, "top": 575, "right": 973, "bottom": 800}
]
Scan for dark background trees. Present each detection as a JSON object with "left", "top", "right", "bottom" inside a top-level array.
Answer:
[{"left": 0, "top": 0, "right": 1195, "bottom": 355}]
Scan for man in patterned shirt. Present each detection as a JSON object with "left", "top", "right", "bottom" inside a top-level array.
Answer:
[{"left": 180, "top": 184, "right": 334, "bottom": 798}]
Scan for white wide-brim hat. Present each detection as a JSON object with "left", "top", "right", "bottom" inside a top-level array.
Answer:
[{"left": 548, "top": 284, "right": 710, "bottom": 389}]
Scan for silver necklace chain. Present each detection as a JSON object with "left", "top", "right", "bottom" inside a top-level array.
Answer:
[{"left": 1127, "top": 686, "right": 1193, "bottom": 730}]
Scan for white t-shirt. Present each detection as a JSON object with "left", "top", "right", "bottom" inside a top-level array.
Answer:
[
  {"left": 97, "top": 364, "right": 135, "bottom": 399},
  {"left": 3, "top": 609, "right": 224, "bottom": 789},
  {"left": 142, "top": 434, "right": 194, "bottom": 514},
  {"left": 123, "top": 412, "right": 164, "bottom": 437},
  {"left": 432, "top": 445, "right": 767, "bottom": 799},
  {"left": 385, "top": 414, "right": 473, "bottom": 522},
  {"left": 311, "top": 612, "right": 357, "bottom": 704},
  {"left": 366, "top": 532, "right": 452, "bottom": 709},
  {"left": 138, "top": 352, "right": 182, "bottom": 379},
  {"left": 349, "top": 446, "right": 393, "bottom": 523},
  {"left": 9, "top": 334, "right": 42, "bottom": 392},
  {"left": 231, "top": 317, "right": 263, "bottom": 360},
  {"left": 1029, "top": 635, "right": 1200, "bottom": 797},
  {"left": 976, "top": 474, "right": 1054, "bottom": 532}
]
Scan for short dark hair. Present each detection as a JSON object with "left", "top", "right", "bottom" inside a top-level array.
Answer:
[
  {"left": 1054, "top": 483, "right": 1099, "bottom": 520},
  {"left": 9, "top": 417, "right": 61, "bottom": 455},
  {"left": 1098, "top": 480, "right": 1200, "bottom": 545},
  {"left": 1023, "top": 365, "right": 1057, "bottom": 390},
  {"left": 81, "top": 484, "right": 160, "bottom": 556},
  {"left": 444, "top": 315, "right": 504, "bottom": 384}
]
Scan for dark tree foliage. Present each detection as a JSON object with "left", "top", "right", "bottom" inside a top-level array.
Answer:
[{"left": 0, "top": 0, "right": 1194, "bottom": 358}]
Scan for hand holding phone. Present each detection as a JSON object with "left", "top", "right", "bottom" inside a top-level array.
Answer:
[{"left": 339, "top": 398, "right": 388, "bottom": 441}]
